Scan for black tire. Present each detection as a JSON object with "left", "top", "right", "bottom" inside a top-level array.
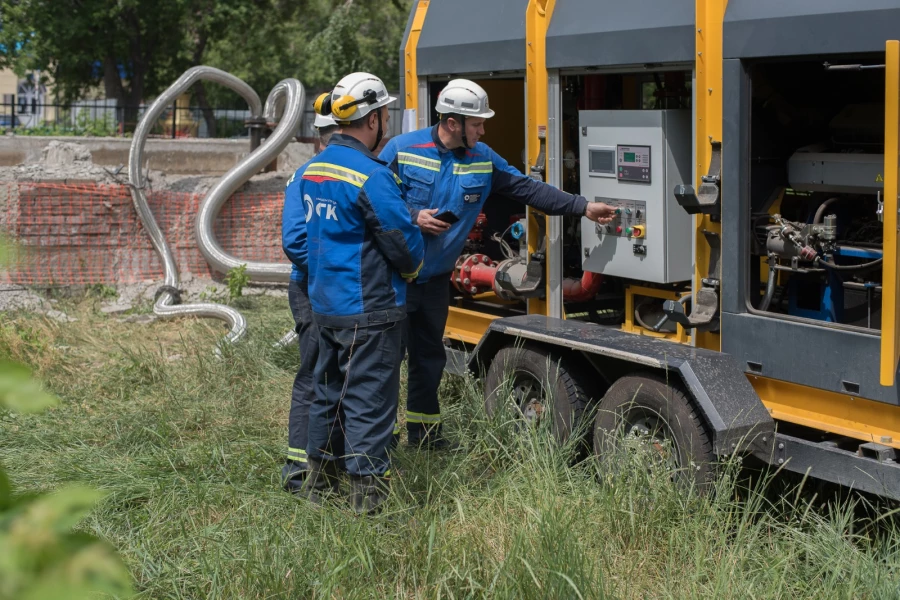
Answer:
[
  {"left": 593, "top": 373, "right": 715, "bottom": 488},
  {"left": 484, "top": 344, "right": 589, "bottom": 444}
]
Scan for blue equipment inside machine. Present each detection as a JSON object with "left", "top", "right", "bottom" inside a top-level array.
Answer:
[{"left": 784, "top": 204, "right": 882, "bottom": 324}]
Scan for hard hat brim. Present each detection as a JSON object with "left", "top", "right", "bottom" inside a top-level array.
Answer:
[{"left": 434, "top": 106, "right": 496, "bottom": 119}]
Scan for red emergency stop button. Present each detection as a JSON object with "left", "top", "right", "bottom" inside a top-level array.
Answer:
[{"left": 632, "top": 225, "right": 645, "bottom": 238}]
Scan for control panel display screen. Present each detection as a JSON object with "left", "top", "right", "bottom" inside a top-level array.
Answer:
[
  {"left": 617, "top": 145, "right": 651, "bottom": 183},
  {"left": 589, "top": 148, "right": 615, "bottom": 175}
]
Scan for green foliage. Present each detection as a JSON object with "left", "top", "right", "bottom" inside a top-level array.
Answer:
[
  {"left": 0, "top": 360, "right": 58, "bottom": 414},
  {"left": 0, "top": 0, "right": 413, "bottom": 113},
  {"left": 225, "top": 263, "right": 250, "bottom": 301},
  {"left": 7, "top": 109, "right": 120, "bottom": 138},
  {"left": 198, "top": 284, "right": 226, "bottom": 302},
  {"left": 87, "top": 284, "right": 118, "bottom": 300},
  {"left": 0, "top": 240, "right": 135, "bottom": 600}
]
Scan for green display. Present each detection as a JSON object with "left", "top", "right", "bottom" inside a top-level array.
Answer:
[{"left": 624, "top": 152, "right": 636, "bottom": 163}]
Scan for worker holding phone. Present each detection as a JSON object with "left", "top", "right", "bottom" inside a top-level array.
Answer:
[{"left": 380, "top": 79, "right": 616, "bottom": 449}]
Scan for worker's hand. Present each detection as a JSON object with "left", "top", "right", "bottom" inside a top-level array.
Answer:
[
  {"left": 417, "top": 208, "right": 451, "bottom": 235},
  {"left": 584, "top": 201, "right": 617, "bottom": 224}
]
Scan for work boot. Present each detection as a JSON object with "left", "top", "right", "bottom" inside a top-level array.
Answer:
[
  {"left": 280, "top": 459, "right": 307, "bottom": 494},
  {"left": 301, "top": 457, "right": 341, "bottom": 505},
  {"left": 349, "top": 474, "right": 390, "bottom": 515},
  {"left": 407, "top": 430, "right": 461, "bottom": 452}
]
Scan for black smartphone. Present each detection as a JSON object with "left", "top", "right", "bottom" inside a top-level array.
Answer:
[{"left": 433, "top": 210, "right": 459, "bottom": 224}]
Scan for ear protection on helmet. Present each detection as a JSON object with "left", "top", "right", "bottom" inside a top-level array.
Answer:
[
  {"left": 314, "top": 92, "right": 332, "bottom": 117},
  {"left": 323, "top": 89, "right": 379, "bottom": 120}
]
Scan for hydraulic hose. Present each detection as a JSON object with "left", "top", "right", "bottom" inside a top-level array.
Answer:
[
  {"left": 128, "top": 66, "right": 262, "bottom": 345},
  {"left": 813, "top": 197, "right": 840, "bottom": 224},
  {"left": 759, "top": 262, "right": 777, "bottom": 311},
  {"left": 816, "top": 257, "right": 883, "bottom": 271},
  {"left": 196, "top": 78, "right": 305, "bottom": 282}
]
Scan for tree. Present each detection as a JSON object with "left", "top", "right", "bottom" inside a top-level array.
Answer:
[
  {"left": 0, "top": 0, "right": 412, "bottom": 131},
  {"left": 0, "top": 0, "right": 186, "bottom": 108}
]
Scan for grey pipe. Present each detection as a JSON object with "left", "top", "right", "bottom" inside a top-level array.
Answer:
[
  {"left": 759, "top": 262, "right": 776, "bottom": 311},
  {"left": 128, "top": 66, "right": 262, "bottom": 345},
  {"left": 195, "top": 78, "right": 305, "bottom": 282}
]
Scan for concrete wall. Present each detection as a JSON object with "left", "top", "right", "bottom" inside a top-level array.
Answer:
[{"left": 0, "top": 136, "right": 315, "bottom": 175}]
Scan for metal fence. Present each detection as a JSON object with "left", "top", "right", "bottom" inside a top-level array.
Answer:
[{"left": 0, "top": 96, "right": 404, "bottom": 140}]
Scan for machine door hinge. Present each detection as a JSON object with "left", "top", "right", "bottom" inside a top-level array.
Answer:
[
  {"left": 663, "top": 230, "right": 721, "bottom": 332},
  {"left": 673, "top": 140, "right": 722, "bottom": 217}
]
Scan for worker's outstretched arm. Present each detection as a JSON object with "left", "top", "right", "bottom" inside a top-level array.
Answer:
[
  {"left": 281, "top": 169, "right": 308, "bottom": 270},
  {"left": 357, "top": 168, "right": 425, "bottom": 279},
  {"left": 489, "top": 150, "right": 615, "bottom": 222},
  {"left": 488, "top": 149, "right": 587, "bottom": 216}
]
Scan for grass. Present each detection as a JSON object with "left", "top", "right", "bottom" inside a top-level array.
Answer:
[{"left": 2, "top": 294, "right": 900, "bottom": 598}]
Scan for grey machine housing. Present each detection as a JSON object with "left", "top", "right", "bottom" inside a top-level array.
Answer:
[{"left": 402, "top": 0, "right": 900, "bottom": 500}]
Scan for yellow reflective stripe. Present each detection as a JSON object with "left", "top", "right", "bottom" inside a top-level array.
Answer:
[
  {"left": 401, "top": 259, "right": 424, "bottom": 280},
  {"left": 393, "top": 173, "right": 403, "bottom": 186},
  {"left": 306, "top": 162, "right": 369, "bottom": 187},
  {"left": 407, "top": 411, "right": 441, "bottom": 424},
  {"left": 398, "top": 152, "right": 441, "bottom": 172},
  {"left": 384, "top": 469, "right": 391, "bottom": 478},
  {"left": 287, "top": 447, "right": 307, "bottom": 462},
  {"left": 393, "top": 424, "right": 401, "bottom": 435},
  {"left": 453, "top": 162, "right": 492, "bottom": 175}
]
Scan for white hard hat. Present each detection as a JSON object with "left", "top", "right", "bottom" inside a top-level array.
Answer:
[
  {"left": 314, "top": 113, "right": 337, "bottom": 129},
  {"left": 314, "top": 72, "right": 396, "bottom": 123},
  {"left": 435, "top": 79, "right": 495, "bottom": 119}
]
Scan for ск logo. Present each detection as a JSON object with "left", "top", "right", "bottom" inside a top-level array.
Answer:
[{"left": 304, "top": 194, "right": 314, "bottom": 223}]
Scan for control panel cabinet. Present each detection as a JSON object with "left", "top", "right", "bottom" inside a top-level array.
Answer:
[{"left": 579, "top": 110, "right": 692, "bottom": 283}]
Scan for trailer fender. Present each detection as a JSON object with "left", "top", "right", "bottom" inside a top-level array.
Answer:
[{"left": 467, "top": 315, "right": 774, "bottom": 457}]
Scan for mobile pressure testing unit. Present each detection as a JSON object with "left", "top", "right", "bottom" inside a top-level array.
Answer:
[{"left": 400, "top": 0, "right": 900, "bottom": 495}]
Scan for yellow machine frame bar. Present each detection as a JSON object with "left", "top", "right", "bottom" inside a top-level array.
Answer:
[
  {"left": 694, "top": 0, "right": 726, "bottom": 351},
  {"left": 445, "top": 307, "right": 500, "bottom": 345},
  {"left": 403, "top": 1, "right": 429, "bottom": 122},
  {"left": 881, "top": 40, "right": 900, "bottom": 385},
  {"left": 752, "top": 376, "right": 900, "bottom": 450},
  {"left": 622, "top": 286, "right": 690, "bottom": 344},
  {"left": 525, "top": 0, "right": 556, "bottom": 317}
]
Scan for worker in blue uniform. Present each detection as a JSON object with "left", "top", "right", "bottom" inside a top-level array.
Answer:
[
  {"left": 280, "top": 112, "right": 338, "bottom": 494},
  {"left": 380, "top": 79, "right": 616, "bottom": 449},
  {"left": 289, "top": 72, "right": 424, "bottom": 514}
]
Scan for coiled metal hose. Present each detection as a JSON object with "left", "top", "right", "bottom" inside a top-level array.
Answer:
[{"left": 128, "top": 67, "right": 305, "bottom": 346}]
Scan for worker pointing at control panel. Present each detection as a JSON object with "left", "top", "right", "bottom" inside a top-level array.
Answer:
[{"left": 380, "top": 79, "right": 616, "bottom": 449}]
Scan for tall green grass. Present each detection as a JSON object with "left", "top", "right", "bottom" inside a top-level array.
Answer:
[{"left": 1, "top": 295, "right": 899, "bottom": 599}]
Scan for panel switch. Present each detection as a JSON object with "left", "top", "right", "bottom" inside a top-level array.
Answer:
[{"left": 632, "top": 225, "right": 645, "bottom": 238}]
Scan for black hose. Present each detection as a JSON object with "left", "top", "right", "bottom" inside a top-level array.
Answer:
[
  {"left": 816, "top": 257, "right": 883, "bottom": 271},
  {"left": 814, "top": 197, "right": 840, "bottom": 224}
]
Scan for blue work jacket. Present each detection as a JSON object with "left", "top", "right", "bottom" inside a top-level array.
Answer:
[
  {"left": 282, "top": 134, "right": 424, "bottom": 328},
  {"left": 379, "top": 125, "right": 588, "bottom": 282}
]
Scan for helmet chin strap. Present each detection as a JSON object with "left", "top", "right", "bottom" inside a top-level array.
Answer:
[
  {"left": 370, "top": 109, "right": 384, "bottom": 151},
  {"left": 458, "top": 114, "right": 469, "bottom": 149}
]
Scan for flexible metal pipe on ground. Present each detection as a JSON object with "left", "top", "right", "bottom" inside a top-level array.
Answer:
[
  {"left": 195, "top": 78, "right": 305, "bottom": 282},
  {"left": 128, "top": 66, "right": 263, "bottom": 345}
]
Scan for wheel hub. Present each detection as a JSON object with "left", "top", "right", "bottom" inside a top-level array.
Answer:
[
  {"left": 622, "top": 413, "right": 679, "bottom": 471},
  {"left": 512, "top": 373, "right": 545, "bottom": 425}
]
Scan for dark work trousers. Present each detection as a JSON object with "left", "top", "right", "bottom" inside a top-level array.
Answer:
[
  {"left": 281, "top": 279, "right": 318, "bottom": 489},
  {"left": 402, "top": 276, "right": 451, "bottom": 442},
  {"left": 308, "top": 320, "right": 402, "bottom": 477}
]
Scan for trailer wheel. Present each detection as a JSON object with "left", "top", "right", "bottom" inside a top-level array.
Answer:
[
  {"left": 484, "top": 345, "right": 589, "bottom": 444},
  {"left": 593, "top": 374, "right": 715, "bottom": 488}
]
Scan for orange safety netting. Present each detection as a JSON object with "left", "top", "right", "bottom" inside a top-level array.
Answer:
[{"left": 0, "top": 182, "right": 287, "bottom": 286}]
